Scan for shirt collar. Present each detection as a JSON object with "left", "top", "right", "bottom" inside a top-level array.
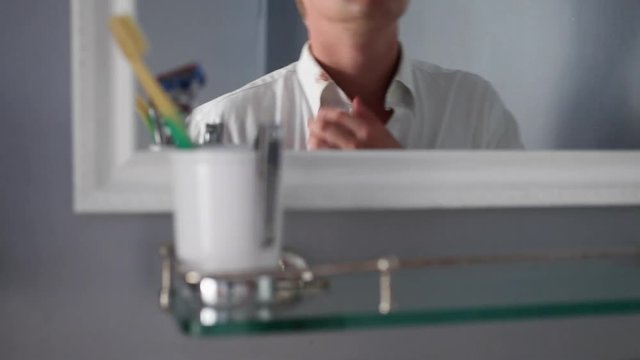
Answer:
[
  {"left": 388, "top": 50, "right": 415, "bottom": 109},
  {"left": 296, "top": 42, "right": 415, "bottom": 115},
  {"left": 296, "top": 43, "right": 333, "bottom": 115}
]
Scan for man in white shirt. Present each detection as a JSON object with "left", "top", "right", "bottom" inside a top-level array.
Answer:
[{"left": 189, "top": 0, "right": 523, "bottom": 150}]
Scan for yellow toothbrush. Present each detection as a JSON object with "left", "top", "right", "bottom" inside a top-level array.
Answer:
[{"left": 110, "top": 15, "right": 193, "bottom": 148}]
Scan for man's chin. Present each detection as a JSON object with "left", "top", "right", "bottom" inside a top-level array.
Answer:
[{"left": 344, "top": 0, "right": 407, "bottom": 18}]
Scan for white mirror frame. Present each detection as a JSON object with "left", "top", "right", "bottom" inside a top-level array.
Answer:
[{"left": 72, "top": 0, "right": 640, "bottom": 214}]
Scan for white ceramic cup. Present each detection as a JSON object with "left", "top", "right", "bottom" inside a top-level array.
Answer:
[{"left": 170, "top": 148, "right": 283, "bottom": 275}]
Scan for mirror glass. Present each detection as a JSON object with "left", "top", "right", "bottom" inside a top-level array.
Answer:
[{"left": 137, "top": 0, "right": 640, "bottom": 150}]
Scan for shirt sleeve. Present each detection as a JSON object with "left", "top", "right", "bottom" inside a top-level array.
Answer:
[{"left": 482, "top": 83, "right": 525, "bottom": 150}]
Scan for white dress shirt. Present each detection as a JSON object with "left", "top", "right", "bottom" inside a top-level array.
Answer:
[{"left": 189, "top": 43, "right": 523, "bottom": 150}]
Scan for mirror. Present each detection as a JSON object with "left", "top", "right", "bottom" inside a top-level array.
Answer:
[
  {"left": 135, "top": 0, "right": 640, "bottom": 150},
  {"left": 70, "top": 0, "right": 640, "bottom": 213}
]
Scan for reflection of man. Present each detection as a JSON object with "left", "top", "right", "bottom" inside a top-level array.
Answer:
[{"left": 190, "top": 0, "right": 523, "bottom": 149}]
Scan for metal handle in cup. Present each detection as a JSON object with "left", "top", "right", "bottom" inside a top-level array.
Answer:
[
  {"left": 255, "top": 123, "right": 282, "bottom": 249},
  {"left": 204, "top": 122, "right": 225, "bottom": 145}
]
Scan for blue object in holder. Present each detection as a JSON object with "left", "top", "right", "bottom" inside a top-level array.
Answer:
[{"left": 158, "top": 63, "right": 207, "bottom": 114}]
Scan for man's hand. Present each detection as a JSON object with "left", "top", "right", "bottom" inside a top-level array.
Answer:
[{"left": 308, "top": 97, "right": 403, "bottom": 150}]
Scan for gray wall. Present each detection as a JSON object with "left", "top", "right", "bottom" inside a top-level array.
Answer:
[
  {"left": 138, "top": 0, "right": 268, "bottom": 104},
  {"left": 138, "top": 0, "right": 308, "bottom": 101},
  {"left": 2, "top": 1, "right": 640, "bottom": 359},
  {"left": 266, "top": 0, "right": 308, "bottom": 73},
  {"left": 401, "top": 0, "right": 640, "bottom": 149}
]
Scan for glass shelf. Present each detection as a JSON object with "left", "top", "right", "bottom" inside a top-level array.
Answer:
[{"left": 164, "top": 251, "right": 640, "bottom": 336}]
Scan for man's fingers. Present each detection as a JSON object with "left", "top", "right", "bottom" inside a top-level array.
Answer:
[
  {"left": 317, "top": 108, "right": 369, "bottom": 140},
  {"left": 308, "top": 134, "right": 334, "bottom": 150},
  {"left": 309, "top": 121, "right": 359, "bottom": 149}
]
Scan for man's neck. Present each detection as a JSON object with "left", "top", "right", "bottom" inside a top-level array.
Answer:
[{"left": 307, "top": 23, "right": 401, "bottom": 112}]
